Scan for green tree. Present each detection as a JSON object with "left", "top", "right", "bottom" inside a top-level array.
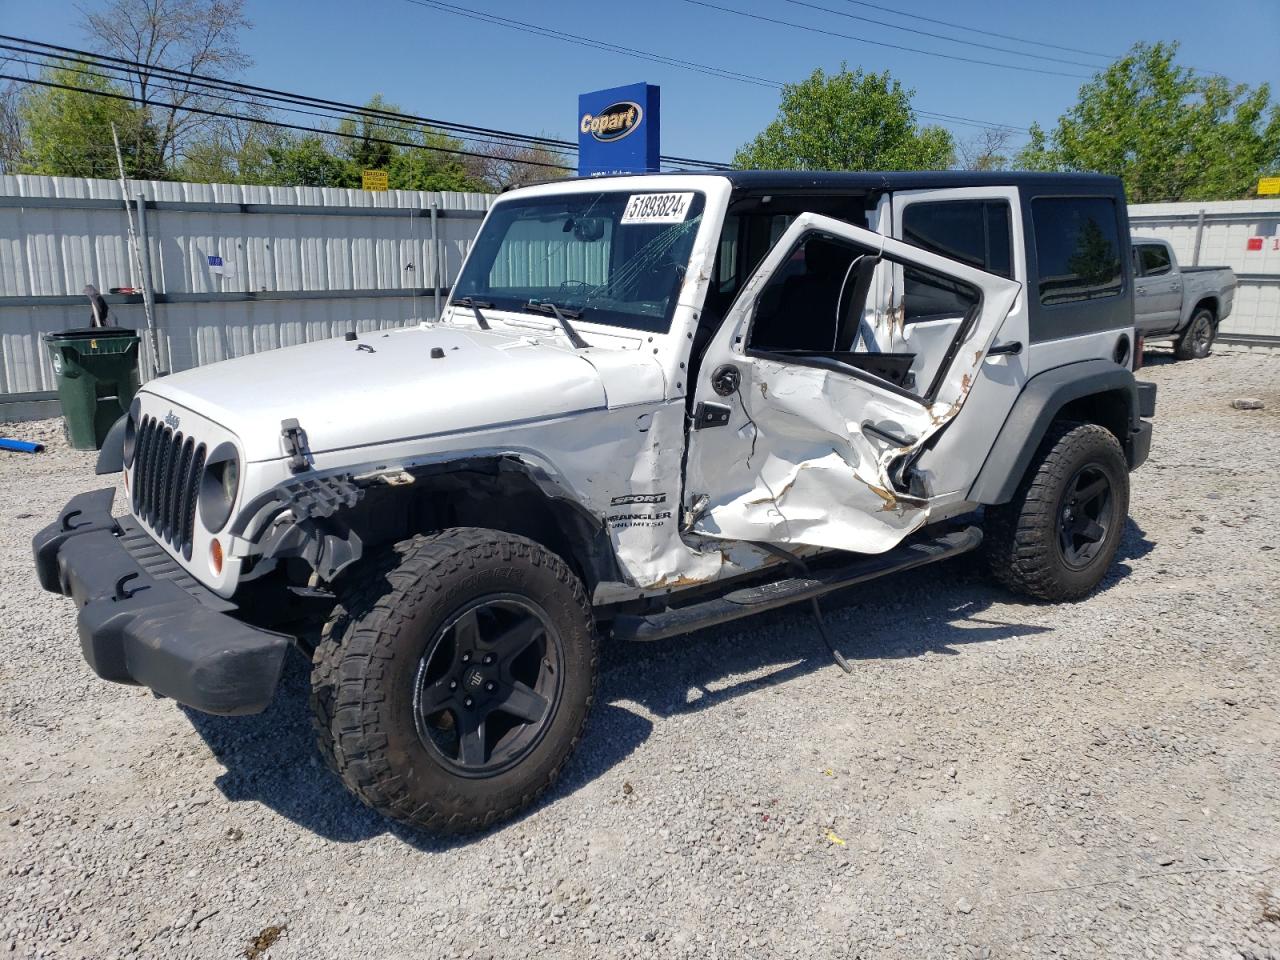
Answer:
[
  {"left": 15, "top": 62, "right": 160, "bottom": 178},
  {"left": 174, "top": 123, "right": 274, "bottom": 184},
  {"left": 263, "top": 135, "right": 352, "bottom": 188},
  {"left": 734, "top": 65, "right": 954, "bottom": 171},
  {"left": 1015, "top": 42, "right": 1280, "bottom": 201},
  {"left": 338, "top": 96, "right": 487, "bottom": 192},
  {"left": 338, "top": 94, "right": 401, "bottom": 173}
]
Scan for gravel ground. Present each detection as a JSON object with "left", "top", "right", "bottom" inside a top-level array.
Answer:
[{"left": 2, "top": 349, "right": 1278, "bottom": 960}]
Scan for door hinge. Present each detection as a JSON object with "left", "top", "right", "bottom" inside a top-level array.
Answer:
[{"left": 693, "top": 401, "right": 732, "bottom": 430}]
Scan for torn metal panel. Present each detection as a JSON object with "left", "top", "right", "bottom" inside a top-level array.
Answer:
[{"left": 685, "top": 212, "right": 1020, "bottom": 556}]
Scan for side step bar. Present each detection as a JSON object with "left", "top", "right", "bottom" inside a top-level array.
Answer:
[{"left": 611, "top": 525, "right": 983, "bottom": 643}]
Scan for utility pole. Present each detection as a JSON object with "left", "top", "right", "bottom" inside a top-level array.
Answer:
[{"left": 111, "top": 122, "right": 162, "bottom": 379}]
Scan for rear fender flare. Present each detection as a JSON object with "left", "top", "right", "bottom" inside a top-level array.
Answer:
[{"left": 968, "top": 359, "right": 1138, "bottom": 506}]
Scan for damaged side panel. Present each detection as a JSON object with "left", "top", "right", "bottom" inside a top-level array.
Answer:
[
  {"left": 685, "top": 212, "right": 1021, "bottom": 556},
  {"left": 231, "top": 399, "right": 768, "bottom": 598}
]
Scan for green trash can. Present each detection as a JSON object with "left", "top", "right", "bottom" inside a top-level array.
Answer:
[{"left": 43, "top": 327, "right": 142, "bottom": 450}]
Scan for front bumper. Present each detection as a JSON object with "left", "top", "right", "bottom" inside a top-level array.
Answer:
[{"left": 33, "top": 488, "right": 289, "bottom": 716}]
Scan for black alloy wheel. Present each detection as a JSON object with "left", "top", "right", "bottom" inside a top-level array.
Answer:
[
  {"left": 413, "top": 595, "right": 564, "bottom": 776},
  {"left": 1056, "top": 465, "right": 1115, "bottom": 570},
  {"left": 309, "top": 528, "right": 597, "bottom": 833}
]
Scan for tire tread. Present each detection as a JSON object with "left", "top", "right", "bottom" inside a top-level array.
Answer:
[
  {"left": 309, "top": 528, "right": 595, "bottom": 834},
  {"left": 985, "top": 421, "right": 1128, "bottom": 602}
]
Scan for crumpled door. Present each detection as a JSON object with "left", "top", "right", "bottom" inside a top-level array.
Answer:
[{"left": 684, "top": 213, "right": 1020, "bottom": 555}]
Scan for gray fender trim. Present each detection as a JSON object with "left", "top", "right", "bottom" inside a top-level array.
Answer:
[
  {"left": 968, "top": 359, "right": 1138, "bottom": 506},
  {"left": 95, "top": 415, "right": 128, "bottom": 474}
]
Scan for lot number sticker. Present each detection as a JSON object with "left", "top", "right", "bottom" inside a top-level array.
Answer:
[{"left": 621, "top": 192, "right": 694, "bottom": 224}]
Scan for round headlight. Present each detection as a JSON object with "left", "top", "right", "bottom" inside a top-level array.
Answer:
[
  {"left": 199, "top": 442, "right": 241, "bottom": 533},
  {"left": 122, "top": 398, "right": 140, "bottom": 468},
  {"left": 221, "top": 458, "right": 239, "bottom": 504}
]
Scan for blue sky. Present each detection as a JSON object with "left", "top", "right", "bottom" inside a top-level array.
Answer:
[{"left": 3, "top": 0, "right": 1278, "bottom": 164}]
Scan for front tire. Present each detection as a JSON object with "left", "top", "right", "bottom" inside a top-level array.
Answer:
[
  {"left": 1174, "top": 308, "right": 1215, "bottom": 360},
  {"left": 310, "top": 529, "right": 597, "bottom": 833},
  {"left": 985, "top": 421, "right": 1129, "bottom": 602}
]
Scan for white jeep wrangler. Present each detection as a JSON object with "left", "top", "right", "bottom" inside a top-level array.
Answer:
[{"left": 35, "top": 171, "right": 1155, "bottom": 833}]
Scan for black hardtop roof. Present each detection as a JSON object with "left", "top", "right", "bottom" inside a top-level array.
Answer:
[{"left": 573, "top": 169, "right": 1125, "bottom": 196}]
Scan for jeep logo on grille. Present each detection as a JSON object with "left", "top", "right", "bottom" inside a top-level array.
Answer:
[{"left": 163, "top": 410, "right": 180, "bottom": 430}]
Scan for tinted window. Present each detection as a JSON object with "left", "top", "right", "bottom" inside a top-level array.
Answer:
[
  {"left": 902, "top": 200, "right": 1010, "bottom": 321},
  {"left": 1139, "top": 243, "right": 1171, "bottom": 276},
  {"left": 1032, "top": 197, "right": 1123, "bottom": 306}
]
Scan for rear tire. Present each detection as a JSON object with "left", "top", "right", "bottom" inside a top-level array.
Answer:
[
  {"left": 1174, "top": 308, "right": 1215, "bottom": 360},
  {"left": 310, "top": 528, "right": 597, "bottom": 833},
  {"left": 984, "top": 421, "right": 1129, "bottom": 602}
]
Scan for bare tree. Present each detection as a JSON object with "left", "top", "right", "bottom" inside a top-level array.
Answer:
[
  {"left": 79, "top": 0, "right": 255, "bottom": 175},
  {"left": 0, "top": 81, "right": 23, "bottom": 174},
  {"left": 467, "top": 142, "right": 573, "bottom": 191},
  {"left": 957, "top": 128, "right": 1014, "bottom": 171}
]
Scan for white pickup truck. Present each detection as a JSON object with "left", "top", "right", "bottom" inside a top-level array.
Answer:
[
  {"left": 1131, "top": 237, "right": 1235, "bottom": 360},
  {"left": 36, "top": 171, "right": 1157, "bottom": 834}
]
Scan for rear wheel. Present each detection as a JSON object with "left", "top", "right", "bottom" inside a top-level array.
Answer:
[
  {"left": 310, "top": 528, "right": 597, "bottom": 833},
  {"left": 984, "top": 421, "right": 1129, "bottom": 601},
  {"left": 1174, "top": 308, "right": 1215, "bottom": 360}
]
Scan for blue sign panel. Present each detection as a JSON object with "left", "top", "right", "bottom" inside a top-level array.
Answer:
[{"left": 577, "top": 83, "right": 660, "bottom": 177}]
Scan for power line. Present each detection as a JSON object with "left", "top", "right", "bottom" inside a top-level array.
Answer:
[
  {"left": 397, "top": 0, "right": 1031, "bottom": 134},
  {"left": 681, "top": 0, "right": 1093, "bottom": 80},
  {"left": 0, "top": 34, "right": 733, "bottom": 170},
  {"left": 1, "top": 49, "right": 583, "bottom": 164},
  {"left": 781, "top": 0, "right": 1108, "bottom": 70},
  {"left": 0, "top": 73, "right": 574, "bottom": 170},
  {"left": 0, "top": 35, "right": 577, "bottom": 153},
  {"left": 830, "top": 0, "right": 1120, "bottom": 61},
  {"left": 401, "top": 0, "right": 781, "bottom": 88}
]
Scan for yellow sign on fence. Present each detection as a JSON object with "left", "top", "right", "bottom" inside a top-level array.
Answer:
[
  {"left": 362, "top": 169, "right": 389, "bottom": 192},
  {"left": 1259, "top": 176, "right": 1280, "bottom": 196}
]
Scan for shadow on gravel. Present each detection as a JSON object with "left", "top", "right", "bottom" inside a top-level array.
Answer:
[
  {"left": 180, "top": 518, "right": 1154, "bottom": 847},
  {"left": 600, "top": 518, "right": 1154, "bottom": 721},
  {"left": 1139, "top": 348, "right": 1179, "bottom": 368},
  {"left": 181, "top": 654, "right": 652, "bottom": 850}
]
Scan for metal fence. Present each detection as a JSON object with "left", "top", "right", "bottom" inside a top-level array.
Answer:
[
  {"left": 0, "top": 174, "right": 493, "bottom": 414},
  {"left": 4, "top": 178, "right": 1277, "bottom": 419},
  {"left": 1128, "top": 198, "right": 1280, "bottom": 346}
]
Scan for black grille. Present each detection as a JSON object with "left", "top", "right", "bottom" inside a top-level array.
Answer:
[{"left": 131, "top": 415, "right": 205, "bottom": 558}]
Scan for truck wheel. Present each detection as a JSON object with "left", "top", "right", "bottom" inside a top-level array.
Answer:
[
  {"left": 310, "top": 529, "right": 597, "bottom": 833},
  {"left": 1174, "top": 308, "right": 1215, "bottom": 360},
  {"left": 984, "top": 421, "right": 1129, "bottom": 602}
]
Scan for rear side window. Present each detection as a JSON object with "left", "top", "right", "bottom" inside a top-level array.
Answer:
[
  {"left": 902, "top": 200, "right": 1010, "bottom": 321},
  {"left": 902, "top": 200, "right": 1012, "bottom": 277},
  {"left": 1032, "top": 197, "right": 1123, "bottom": 306},
  {"left": 1138, "top": 243, "right": 1171, "bottom": 276}
]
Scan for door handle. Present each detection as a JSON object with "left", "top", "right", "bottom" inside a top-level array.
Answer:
[
  {"left": 1136, "top": 286, "right": 1147, "bottom": 294},
  {"left": 987, "top": 340, "right": 1023, "bottom": 356}
]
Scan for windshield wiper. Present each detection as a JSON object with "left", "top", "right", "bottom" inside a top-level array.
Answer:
[
  {"left": 523, "top": 299, "right": 589, "bottom": 350},
  {"left": 450, "top": 296, "right": 492, "bottom": 331}
]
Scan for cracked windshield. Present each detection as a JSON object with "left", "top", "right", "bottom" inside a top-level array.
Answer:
[{"left": 451, "top": 191, "right": 706, "bottom": 333}]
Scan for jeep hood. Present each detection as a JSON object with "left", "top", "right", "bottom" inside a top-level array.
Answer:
[{"left": 141, "top": 325, "right": 661, "bottom": 462}]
